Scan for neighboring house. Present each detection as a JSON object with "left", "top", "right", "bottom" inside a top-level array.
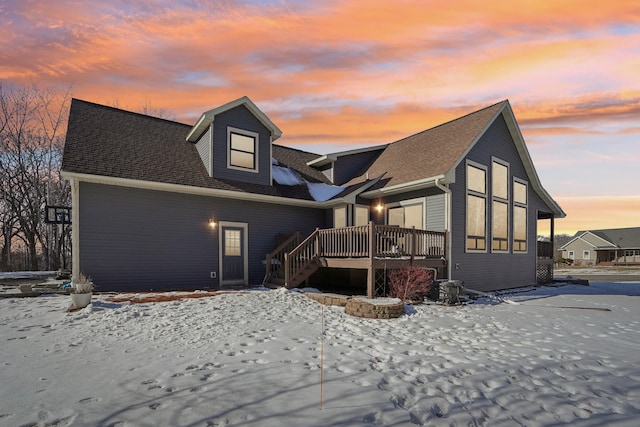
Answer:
[
  {"left": 560, "top": 227, "right": 640, "bottom": 266},
  {"left": 61, "top": 96, "right": 565, "bottom": 296}
]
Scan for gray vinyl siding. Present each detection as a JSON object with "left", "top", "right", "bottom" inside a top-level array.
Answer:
[
  {"left": 195, "top": 125, "right": 212, "bottom": 176},
  {"left": 426, "top": 193, "right": 446, "bottom": 232},
  {"left": 212, "top": 105, "right": 272, "bottom": 186},
  {"left": 449, "top": 114, "right": 553, "bottom": 292},
  {"left": 332, "top": 150, "right": 383, "bottom": 185},
  {"left": 357, "top": 188, "right": 446, "bottom": 229},
  {"left": 78, "top": 182, "right": 326, "bottom": 292}
]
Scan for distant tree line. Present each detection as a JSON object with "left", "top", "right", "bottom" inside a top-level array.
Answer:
[{"left": 0, "top": 82, "right": 71, "bottom": 271}]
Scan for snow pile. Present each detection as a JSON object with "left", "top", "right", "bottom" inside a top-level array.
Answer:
[
  {"left": 272, "top": 164, "right": 344, "bottom": 202},
  {"left": 1, "top": 281, "right": 640, "bottom": 426}
]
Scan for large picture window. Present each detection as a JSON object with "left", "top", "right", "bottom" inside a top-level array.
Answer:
[
  {"left": 388, "top": 203, "right": 423, "bottom": 229},
  {"left": 466, "top": 163, "right": 487, "bottom": 251},
  {"left": 492, "top": 201, "right": 508, "bottom": 251},
  {"left": 513, "top": 179, "right": 528, "bottom": 252},
  {"left": 491, "top": 160, "right": 509, "bottom": 252},
  {"left": 228, "top": 127, "right": 259, "bottom": 172}
]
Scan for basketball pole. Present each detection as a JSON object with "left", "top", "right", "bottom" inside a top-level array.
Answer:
[{"left": 320, "top": 304, "right": 324, "bottom": 409}]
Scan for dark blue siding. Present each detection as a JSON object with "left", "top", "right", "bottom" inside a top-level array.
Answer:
[
  {"left": 212, "top": 105, "right": 272, "bottom": 185},
  {"left": 449, "top": 114, "right": 553, "bottom": 291},
  {"left": 79, "top": 182, "right": 326, "bottom": 292},
  {"left": 332, "top": 150, "right": 382, "bottom": 185}
]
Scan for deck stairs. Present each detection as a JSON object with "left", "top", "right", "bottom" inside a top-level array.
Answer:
[
  {"left": 264, "top": 229, "right": 322, "bottom": 289},
  {"left": 263, "top": 232, "right": 301, "bottom": 288}
]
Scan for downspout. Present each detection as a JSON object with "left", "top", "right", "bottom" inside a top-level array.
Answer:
[
  {"left": 435, "top": 178, "right": 452, "bottom": 280},
  {"left": 70, "top": 178, "right": 80, "bottom": 280}
]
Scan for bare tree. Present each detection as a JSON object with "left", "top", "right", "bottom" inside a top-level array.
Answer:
[
  {"left": 0, "top": 82, "right": 71, "bottom": 271},
  {"left": 108, "top": 97, "right": 175, "bottom": 120}
]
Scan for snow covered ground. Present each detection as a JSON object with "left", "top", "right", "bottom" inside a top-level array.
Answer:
[{"left": 1, "top": 280, "right": 640, "bottom": 426}]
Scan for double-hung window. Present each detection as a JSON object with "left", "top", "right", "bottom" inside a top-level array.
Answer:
[
  {"left": 228, "top": 127, "right": 259, "bottom": 172},
  {"left": 466, "top": 162, "right": 487, "bottom": 251}
]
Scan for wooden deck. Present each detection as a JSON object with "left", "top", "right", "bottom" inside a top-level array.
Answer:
[{"left": 265, "top": 223, "right": 446, "bottom": 297}]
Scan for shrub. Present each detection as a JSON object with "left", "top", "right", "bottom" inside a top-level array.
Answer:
[
  {"left": 72, "top": 272, "right": 94, "bottom": 293},
  {"left": 388, "top": 266, "right": 434, "bottom": 303}
]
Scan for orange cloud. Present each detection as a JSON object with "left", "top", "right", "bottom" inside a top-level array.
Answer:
[{"left": 554, "top": 196, "right": 640, "bottom": 235}]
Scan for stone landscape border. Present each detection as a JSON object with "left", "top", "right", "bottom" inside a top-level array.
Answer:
[{"left": 305, "top": 292, "right": 405, "bottom": 319}]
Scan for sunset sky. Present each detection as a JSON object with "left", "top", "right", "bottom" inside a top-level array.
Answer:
[{"left": 1, "top": 0, "right": 639, "bottom": 235}]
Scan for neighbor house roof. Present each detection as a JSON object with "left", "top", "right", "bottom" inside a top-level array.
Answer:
[
  {"left": 61, "top": 99, "right": 340, "bottom": 204},
  {"left": 562, "top": 227, "right": 640, "bottom": 250}
]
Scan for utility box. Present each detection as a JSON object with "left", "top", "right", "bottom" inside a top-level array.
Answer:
[{"left": 439, "top": 280, "right": 464, "bottom": 305}]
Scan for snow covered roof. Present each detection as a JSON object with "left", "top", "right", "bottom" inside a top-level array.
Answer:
[{"left": 272, "top": 162, "right": 345, "bottom": 202}]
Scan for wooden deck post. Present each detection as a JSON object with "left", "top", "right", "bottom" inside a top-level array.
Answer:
[
  {"left": 367, "top": 221, "right": 375, "bottom": 298},
  {"left": 284, "top": 252, "right": 290, "bottom": 289},
  {"left": 410, "top": 226, "right": 416, "bottom": 265}
]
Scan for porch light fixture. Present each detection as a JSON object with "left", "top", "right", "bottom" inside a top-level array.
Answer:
[
  {"left": 208, "top": 218, "right": 217, "bottom": 229},
  {"left": 375, "top": 203, "right": 384, "bottom": 213}
]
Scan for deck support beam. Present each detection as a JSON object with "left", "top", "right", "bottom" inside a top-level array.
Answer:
[{"left": 367, "top": 221, "right": 375, "bottom": 298}]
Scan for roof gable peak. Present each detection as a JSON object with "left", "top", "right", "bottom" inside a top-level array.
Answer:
[{"left": 186, "top": 96, "right": 282, "bottom": 143}]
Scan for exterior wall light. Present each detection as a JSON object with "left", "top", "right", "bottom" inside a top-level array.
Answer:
[
  {"left": 208, "top": 218, "right": 217, "bottom": 229},
  {"left": 375, "top": 203, "right": 384, "bottom": 213}
]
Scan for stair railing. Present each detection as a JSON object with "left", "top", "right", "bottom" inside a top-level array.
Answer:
[
  {"left": 284, "top": 228, "right": 320, "bottom": 288},
  {"left": 264, "top": 231, "right": 300, "bottom": 284}
]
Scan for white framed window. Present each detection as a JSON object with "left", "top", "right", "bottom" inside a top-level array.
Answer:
[
  {"left": 466, "top": 162, "right": 487, "bottom": 252},
  {"left": 333, "top": 206, "right": 347, "bottom": 228},
  {"left": 513, "top": 178, "right": 528, "bottom": 252},
  {"left": 492, "top": 159, "right": 509, "bottom": 252},
  {"left": 583, "top": 250, "right": 590, "bottom": 259},
  {"left": 354, "top": 205, "right": 369, "bottom": 227},
  {"left": 388, "top": 204, "right": 423, "bottom": 229},
  {"left": 227, "top": 127, "right": 259, "bottom": 172},
  {"left": 568, "top": 250, "right": 575, "bottom": 259},
  {"left": 386, "top": 199, "right": 425, "bottom": 230}
]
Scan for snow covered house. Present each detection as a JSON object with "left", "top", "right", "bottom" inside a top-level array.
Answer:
[{"left": 61, "top": 97, "right": 564, "bottom": 296}]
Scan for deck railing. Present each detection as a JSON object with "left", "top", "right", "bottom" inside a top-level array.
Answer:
[
  {"left": 284, "top": 223, "right": 446, "bottom": 287},
  {"left": 317, "top": 224, "right": 446, "bottom": 258}
]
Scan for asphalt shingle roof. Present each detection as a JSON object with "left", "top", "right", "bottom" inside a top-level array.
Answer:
[
  {"left": 62, "top": 99, "right": 332, "bottom": 200},
  {"left": 348, "top": 101, "right": 507, "bottom": 188},
  {"left": 575, "top": 227, "right": 640, "bottom": 249}
]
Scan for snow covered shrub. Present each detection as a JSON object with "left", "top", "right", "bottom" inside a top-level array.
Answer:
[
  {"left": 388, "top": 266, "right": 434, "bottom": 303},
  {"left": 72, "top": 272, "right": 94, "bottom": 293}
]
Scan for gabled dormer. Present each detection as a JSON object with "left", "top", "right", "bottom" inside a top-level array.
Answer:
[{"left": 186, "top": 96, "right": 282, "bottom": 186}]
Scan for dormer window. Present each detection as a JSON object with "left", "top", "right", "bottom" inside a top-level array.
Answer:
[{"left": 228, "top": 127, "right": 259, "bottom": 172}]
